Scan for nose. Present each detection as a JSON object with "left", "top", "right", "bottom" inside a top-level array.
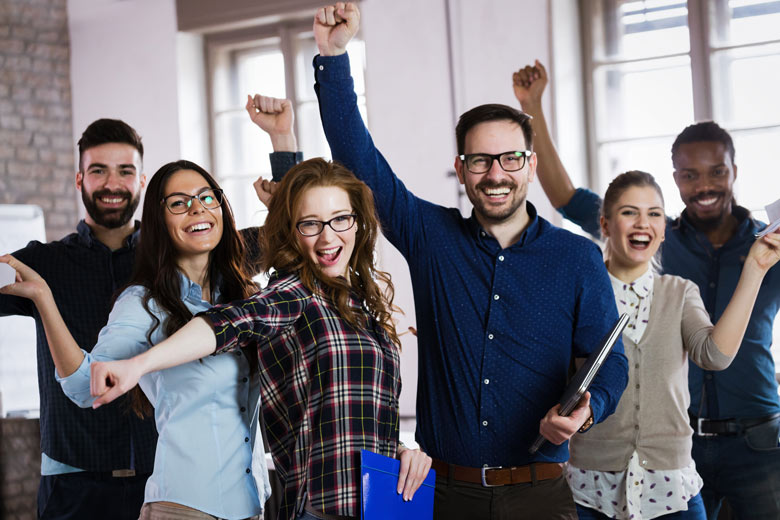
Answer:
[
  {"left": 635, "top": 212, "right": 649, "bottom": 228},
  {"left": 188, "top": 197, "right": 206, "bottom": 215},
  {"left": 104, "top": 170, "right": 124, "bottom": 191},
  {"left": 484, "top": 157, "right": 505, "bottom": 180},
  {"left": 318, "top": 223, "right": 337, "bottom": 241}
]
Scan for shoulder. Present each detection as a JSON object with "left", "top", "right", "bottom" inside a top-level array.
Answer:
[
  {"left": 263, "top": 272, "right": 315, "bottom": 302},
  {"left": 538, "top": 220, "right": 603, "bottom": 256},
  {"left": 655, "top": 273, "right": 699, "bottom": 298}
]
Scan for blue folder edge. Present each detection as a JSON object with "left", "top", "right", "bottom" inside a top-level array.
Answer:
[{"left": 360, "top": 449, "right": 436, "bottom": 520}]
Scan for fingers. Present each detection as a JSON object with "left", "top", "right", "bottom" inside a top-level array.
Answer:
[
  {"left": 534, "top": 59, "right": 548, "bottom": 80},
  {"left": 92, "top": 385, "right": 124, "bottom": 409},
  {"left": 248, "top": 94, "right": 290, "bottom": 114},
  {"left": 396, "top": 449, "right": 410, "bottom": 495},
  {"left": 341, "top": 2, "right": 360, "bottom": 28},
  {"left": 397, "top": 448, "right": 432, "bottom": 501}
]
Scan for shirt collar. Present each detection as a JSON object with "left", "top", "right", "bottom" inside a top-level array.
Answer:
[
  {"left": 678, "top": 205, "right": 756, "bottom": 242},
  {"left": 467, "top": 201, "right": 540, "bottom": 250},
  {"left": 178, "top": 271, "right": 222, "bottom": 304},
  {"left": 76, "top": 219, "right": 140, "bottom": 249},
  {"left": 608, "top": 267, "right": 653, "bottom": 299}
]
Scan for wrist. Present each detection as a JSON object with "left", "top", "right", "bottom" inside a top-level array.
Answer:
[
  {"left": 269, "top": 133, "right": 297, "bottom": 152},
  {"left": 318, "top": 47, "right": 346, "bottom": 57}
]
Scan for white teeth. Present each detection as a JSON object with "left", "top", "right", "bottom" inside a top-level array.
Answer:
[
  {"left": 630, "top": 235, "right": 650, "bottom": 243},
  {"left": 187, "top": 223, "right": 212, "bottom": 232},
  {"left": 100, "top": 197, "right": 123, "bottom": 204},
  {"left": 484, "top": 187, "right": 510, "bottom": 196},
  {"left": 697, "top": 197, "right": 717, "bottom": 206},
  {"left": 319, "top": 247, "right": 339, "bottom": 255}
]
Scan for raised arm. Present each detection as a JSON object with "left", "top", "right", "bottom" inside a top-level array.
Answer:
[
  {"left": 711, "top": 232, "right": 780, "bottom": 355},
  {"left": 512, "top": 61, "right": 575, "bottom": 209},
  {"left": 0, "top": 255, "right": 86, "bottom": 378}
]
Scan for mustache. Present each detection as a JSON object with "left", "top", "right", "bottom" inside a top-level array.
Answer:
[
  {"left": 92, "top": 189, "right": 131, "bottom": 201},
  {"left": 692, "top": 191, "right": 722, "bottom": 202}
]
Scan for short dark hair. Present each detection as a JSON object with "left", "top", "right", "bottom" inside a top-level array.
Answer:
[
  {"left": 455, "top": 104, "right": 533, "bottom": 155},
  {"left": 77, "top": 118, "right": 144, "bottom": 172},
  {"left": 671, "top": 121, "right": 735, "bottom": 166}
]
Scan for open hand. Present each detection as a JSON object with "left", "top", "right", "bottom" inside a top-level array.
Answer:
[
  {"left": 539, "top": 391, "right": 592, "bottom": 445},
  {"left": 0, "top": 254, "right": 51, "bottom": 303},
  {"left": 313, "top": 2, "right": 360, "bottom": 56},
  {"left": 512, "top": 60, "right": 548, "bottom": 110},
  {"left": 396, "top": 444, "right": 432, "bottom": 502}
]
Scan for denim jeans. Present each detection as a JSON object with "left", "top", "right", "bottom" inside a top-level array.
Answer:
[
  {"left": 692, "top": 415, "right": 780, "bottom": 520},
  {"left": 575, "top": 493, "right": 705, "bottom": 519}
]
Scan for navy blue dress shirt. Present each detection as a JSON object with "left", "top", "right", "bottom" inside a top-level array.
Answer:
[
  {"left": 314, "top": 53, "right": 628, "bottom": 467},
  {"left": 561, "top": 188, "right": 780, "bottom": 419}
]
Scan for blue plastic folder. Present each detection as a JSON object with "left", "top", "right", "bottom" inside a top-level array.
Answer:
[{"left": 360, "top": 449, "right": 436, "bottom": 520}]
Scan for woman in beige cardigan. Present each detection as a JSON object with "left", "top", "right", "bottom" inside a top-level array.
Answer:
[{"left": 513, "top": 63, "right": 780, "bottom": 520}]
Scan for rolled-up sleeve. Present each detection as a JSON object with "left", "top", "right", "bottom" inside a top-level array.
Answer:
[{"left": 56, "top": 286, "right": 153, "bottom": 407}]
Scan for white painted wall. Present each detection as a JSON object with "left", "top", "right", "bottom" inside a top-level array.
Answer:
[{"left": 68, "top": 0, "right": 182, "bottom": 191}]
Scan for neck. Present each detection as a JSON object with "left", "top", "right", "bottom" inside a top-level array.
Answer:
[
  {"left": 474, "top": 203, "right": 531, "bottom": 249},
  {"left": 177, "top": 254, "right": 211, "bottom": 301},
  {"left": 687, "top": 207, "right": 739, "bottom": 249},
  {"left": 606, "top": 258, "right": 651, "bottom": 283},
  {"left": 85, "top": 218, "right": 136, "bottom": 251}
]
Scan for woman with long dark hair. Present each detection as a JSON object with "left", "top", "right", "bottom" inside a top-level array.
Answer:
[
  {"left": 85, "top": 158, "right": 432, "bottom": 520},
  {"left": 1, "top": 160, "right": 271, "bottom": 519}
]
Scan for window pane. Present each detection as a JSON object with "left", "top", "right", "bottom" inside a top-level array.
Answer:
[
  {"left": 730, "top": 127, "right": 780, "bottom": 212},
  {"left": 591, "top": 0, "right": 689, "bottom": 61},
  {"left": 237, "top": 49, "right": 286, "bottom": 101},
  {"left": 295, "top": 35, "right": 366, "bottom": 101},
  {"left": 220, "top": 175, "right": 268, "bottom": 230},
  {"left": 711, "top": 43, "right": 780, "bottom": 128},
  {"left": 710, "top": 0, "right": 780, "bottom": 47},
  {"left": 598, "top": 138, "right": 685, "bottom": 217},
  {"left": 594, "top": 56, "right": 693, "bottom": 141},
  {"left": 214, "top": 112, "right": 272, "bottom": 178}
]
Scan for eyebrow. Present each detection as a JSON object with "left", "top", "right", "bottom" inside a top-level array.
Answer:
[
  {"left": 617, "top": 205, "right": 664, "bottom": 211},
  {"left": 164, "top": 186, "right": 212, "bottom": 197},
  {"left": 86, "top": 163, "right": 137, "bottom": 171},
  {"left": 298, "top": 209, "right": 353, "bottom": 220}
]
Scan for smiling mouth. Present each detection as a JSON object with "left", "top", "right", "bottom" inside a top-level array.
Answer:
[
  {"left": 480, "top": 185, "right": 512, "bottom": 201},
  {"left": 186, "top": 222, "right": 213, "bottom": 233},
  {"left": 628, "top": 233, "right": 651, "bottom": 250},
  {"left": 693, "top": 194, "right": 720, "bottom": 208},
  {"left": 317, "top": 246, "right": 342, "bottom": 266},
  {"left": 97, "top": 195, "right": 127, "bottom": 206}
]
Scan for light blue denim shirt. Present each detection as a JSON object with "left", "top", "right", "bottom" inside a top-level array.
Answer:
[{"left": 57, "top": 274, "right": 271, "bottom": 519}]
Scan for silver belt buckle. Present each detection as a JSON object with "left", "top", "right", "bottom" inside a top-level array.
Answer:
[
  {"left": 696, "top": 417, "right": 716, "bottom": 437},
  {"left": 111, "top": 469, "right": 136, "bottom": 477},
  {"left": 481, "top": 465, "right": 503, "bottom": 487}
]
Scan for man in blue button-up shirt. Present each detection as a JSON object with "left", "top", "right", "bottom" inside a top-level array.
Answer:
[
  {"left": 516, "top": 61, "right": 780, "bottom": 520},
  {"left": 311, "top": 4, "right": 628, "bottom": 518}
]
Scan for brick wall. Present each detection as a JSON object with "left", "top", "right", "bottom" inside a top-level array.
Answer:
[
  {"left": 0, "top": 418, "right": 40, "bottom": 520},
  {"left": 0, "top": 0, "right": 77, "bottom": 242}
]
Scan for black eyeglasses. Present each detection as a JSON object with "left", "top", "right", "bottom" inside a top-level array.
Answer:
[
  {"left": 161, "top": 188, "right": 224, "bottom": 215},
  {"left": 458, "top": 150, "right": 532, "bottom": 174},
  {"left": 296, "top": 214, "right": 357, "bottom": 237}
]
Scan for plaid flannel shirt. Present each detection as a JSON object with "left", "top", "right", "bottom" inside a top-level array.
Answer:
[{"left": 199, "top": 272, "right": 401, "bottom": 520}]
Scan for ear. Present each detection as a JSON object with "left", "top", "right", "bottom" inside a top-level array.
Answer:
[
  {"left": 732, "top": 163, "right": 738, "bottom": 182},
  {"left": 139, "top": 173, "right": 147, "bottom": 189},
  {"left": 75, "top": 171, "right": 83, "bottom": 192},
  {"left": 526, "top": 152, "right": 537, "bottom": 184},
  {"left": 454, "top": 156, "right": 465, "bottom": 185},
  {"left": 599, "top": 215, "right": 609, "bottom": 238}
]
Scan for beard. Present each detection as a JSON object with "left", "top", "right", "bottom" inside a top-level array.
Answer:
[
  {"left": 467, "top": 179, "right": 525, "bottom": 222},
  {"left": 685, "top": 191, "right": 733, "bottom": 233},
  {"left": 81, "top": 188, "right": 140, "bottom": 229}
]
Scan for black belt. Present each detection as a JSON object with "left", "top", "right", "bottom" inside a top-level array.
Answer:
[{"left": 689, "top": 413, "right": 780, "bottom": 437}]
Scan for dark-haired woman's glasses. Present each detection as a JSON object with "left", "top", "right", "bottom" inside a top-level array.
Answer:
[
  {"left": 458, "top": 150, "right": 531, "bottom": 174},
  {"left": 296, "top": 214, "right": 357, "bottom": 237},
  {"left": 161, "top": 188, "right": 224, "bottom": 214}
]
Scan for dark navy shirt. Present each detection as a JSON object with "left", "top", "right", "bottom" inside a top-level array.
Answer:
[
  {"left": 314, "top": 53, "right": 628, "bottom": 467},
  {"left": 0, "top": 221, "right": 157, "bottom": 472},
  {"left": 561, "top": 187, "right": 780, "bottom": 419}
]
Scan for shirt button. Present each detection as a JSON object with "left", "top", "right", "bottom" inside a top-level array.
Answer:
[
  {"left": 635, "top": 363, "right": 639, "bottom": 369},
  {"left": 246, "top": 468, "right": 251, "bottom": 474},
  {"left": 481, "top": 231, "right": 486, "bottom": 236},
  {"left": 488, "top": 333, "right": 494, "bottom": 340},
  {"left": 709, "top": 282, "right": 716, "bottom": 288},
  {"left": 484, "top": 379, "right": 490, "bottom": 385},
  {"left": 635, "top": 384, "right": 640, "bottom": 390},
  {"left": 498, "top": 255, "right": 505, "bottom": 262},
  {"left": 635, "top": 405, "right": 640, "bottom": 410},
  {"left": 240, "top": 406, "right": 246, "bottom": 412},
  {"left": 705, "top": 374, "right": 713, "bottom": 380},
  {"left": 242, "top": 377, "right": 248, "bottom": 383},
  {"left": 245, "top": 437, "right": 249, "bottom": 443},
  {"left": 235, "top": 351, "right": 242, "bottom": 356},
  {"left": 318, "top": 65, "right": 324, "bottom": 71},
  {"left": 482, "top": 420, "right": 488, "bottom": 426},
  {"left": 493, "top": 294, "right": 500, "bottom": 300},
  {"left": 634, "top": 425, "right": 640, "bottom": 430},
  {"left": 642, "top": 459, "right": 647, "bottom": 466}
]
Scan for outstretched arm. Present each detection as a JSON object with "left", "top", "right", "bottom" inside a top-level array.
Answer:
[
  {"left": 91, "top": 316, "right": 216, "bottom": 407},
  {"left": 512, "top": 61, "right": 576, "bottom": 209},
  {"left": 0, "top": 255, "right": 85, "bottom": 378},
  {"left": 711, "top": 232, "right": 780, "bottom": 355}
]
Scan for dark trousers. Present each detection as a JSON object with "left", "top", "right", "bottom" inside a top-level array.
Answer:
[
  {"left": 433, "top": 474, "right": 576, "bottom": 520},
  {"left": 38, "top": 471, "right": 149, "bottom": 520},
  {"left": 692, "top": 415, "right": 780, "bottom": 520}
]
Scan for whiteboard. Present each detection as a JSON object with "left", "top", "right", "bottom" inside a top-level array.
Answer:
[{"left": 0, "top": 204, "right": 46, "bottom": 416}]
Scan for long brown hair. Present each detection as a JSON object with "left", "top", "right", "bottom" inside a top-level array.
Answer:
[
  {"left": 127, "top": 160, "right": 256, "bottom": 417},
  {"left": 262, "top": 158, "right": 400, "bottom": 348}
]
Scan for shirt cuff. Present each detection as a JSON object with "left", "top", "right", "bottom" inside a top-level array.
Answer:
[
  {"left": 56, "top": 350, "right": 94, "bottom": 407},
  {"left": 313, "top": 52, "right": 352, "bottom": 82},
  {"left": 269, "top": 151, "right": 302, "bottom": 182}
]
